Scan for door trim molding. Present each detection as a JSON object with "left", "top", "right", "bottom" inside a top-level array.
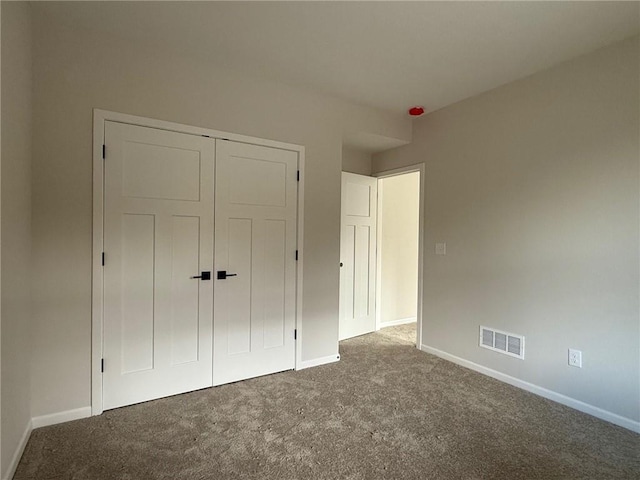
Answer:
[
  {"left": 92, "top": 109, "right": 305, "bottom": 415},
  {"left": 373, "top": 164, "right": 425, "bottom": 351}
]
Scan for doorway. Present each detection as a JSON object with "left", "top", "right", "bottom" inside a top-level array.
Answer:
[
  {"left": 376, "top": 171, "right": 421, "bottom": 345},
  {"left": 339, "top": 165, "right": 424, "bottom": 348}
]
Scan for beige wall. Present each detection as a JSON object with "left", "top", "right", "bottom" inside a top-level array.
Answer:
[
  {"left": 379, "top": 172, "right": 419, "bottom": 325},
  {"left": 1, "top": 2, "right": 33, "bottom": 477},
  {"left": 29, "top": 14, "right": 411, "bottom": 417},
  {"left": 342, "top": 147, "right": 372, "bottom": 176},
  {"left": 374, "top": 37, "right": 640, "bottom": 422}
]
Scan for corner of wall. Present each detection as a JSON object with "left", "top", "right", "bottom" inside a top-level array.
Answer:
[
  {"left": 1, "top": 1, "right": 34, "bottom": 477},
  {"left": 1, "top": 420, "right": 31, "bottom": 480}
]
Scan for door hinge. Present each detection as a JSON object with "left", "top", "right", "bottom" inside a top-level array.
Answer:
[
  {"left": 294, "top": 329, "right": 297, "bottom": 340},
  {"left": 101, "top": 358, "right": 104, "bottom": 373},
  {"left": 102, "top": 144, "right": 106, "bottom": 159},
  {"left": 295, "top": 250, "right": 298, "bottom": 261},
  {"left": 297, "top": 170, "right": 300, "bottom": 182},
  {"left": 102, "top": 252, "right": 105, "bottom": 266}
]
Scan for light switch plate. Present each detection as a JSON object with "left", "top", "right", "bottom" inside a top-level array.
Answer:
[{"left": 435, "top": 243, "right": 446, "bottom": 255}]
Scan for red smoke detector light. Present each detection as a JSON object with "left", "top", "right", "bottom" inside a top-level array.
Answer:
[{"left": 408, "top": 106, "right": 425, "bottom": 117}]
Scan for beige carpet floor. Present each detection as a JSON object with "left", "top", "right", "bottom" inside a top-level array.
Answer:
[{"left": 15, "top": 323, "right": 640, "bottom": 479}]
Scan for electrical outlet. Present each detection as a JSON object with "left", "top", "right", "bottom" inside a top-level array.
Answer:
[
  {"left": 568, "top": 349, "right": 582, "bottom": 368},
  {"left": 435, "top": 243, "right": 446, "bottom": 255}
]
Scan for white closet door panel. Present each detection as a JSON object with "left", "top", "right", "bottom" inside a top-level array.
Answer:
[
  {"left": 103, "top": 121, "right": 214, "bottom": 410},
  {"left": 227, "top": 156, "right": 287, "bottom": 207},
  {"left": 263, "top": 219, "right": 286, "bottom": 349},
  {"left": 122, "top": 142, "right": 201, "bottom": 201},
  {"left": 170, "top": 216, "right": 201, "bottom": 365},
  {"left": 226, "top": 218, "right": 253, "bottom": 356},
  {"left": 121, "top": 214, "right": 155, "bottom": 374},
  {"left": 213, "top": 140, "right": 297, "bottom": 386}
]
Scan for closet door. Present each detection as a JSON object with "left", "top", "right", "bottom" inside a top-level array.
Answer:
[
  {"left": 102, "top": 121, "right": 214, "bottom": 410},
  {"left": 213, "top": 140, "right": 298, "bottom": 385}
]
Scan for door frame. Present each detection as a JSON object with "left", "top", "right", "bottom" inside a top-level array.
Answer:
[
  {"left": 92, "top": 109, "right": 305, "bottom": 415},
  {"left": 373, "top": 164, "right": 425, "bottom": 350}
]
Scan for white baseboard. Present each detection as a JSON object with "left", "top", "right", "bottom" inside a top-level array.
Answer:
[
  {"left": 31, "top": 406, "right": 92, "bottom": 429},
  {"left": 3, "top": 420, "right": 32, "bottom": 480},
  {"left": 3, "top": 407, "right": 92, "bottom": 479},
  {"left": 297, "top": 353, "right": 340, "bottom": 370},
  {"left": 379, "top": 317, "right": 417, "bottom": 328},
  {"left": 421, "top": 344, "right": 640, "bottom": 434}
]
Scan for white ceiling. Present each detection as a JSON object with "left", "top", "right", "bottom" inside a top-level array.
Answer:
[{"left": 34, "top": 1, "right": 639, "bottom": 116}]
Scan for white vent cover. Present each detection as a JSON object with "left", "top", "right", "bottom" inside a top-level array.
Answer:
[{"left": 479, "top": 326, "right": 525, "bottom": 359}]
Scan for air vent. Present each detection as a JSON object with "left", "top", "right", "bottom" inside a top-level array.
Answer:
[{"left": 479, "top": 326, "right": 524, "bottom": 359}]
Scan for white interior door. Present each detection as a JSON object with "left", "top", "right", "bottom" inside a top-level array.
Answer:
[
  {"left": 340, "top": 172, "right": 377, "bottom": 340},
  {"left": 213, "top": 140, "right": 298, "bottom": 385},
  {"left": 103, "top": 121, "right": 214, "bottom": 410}
]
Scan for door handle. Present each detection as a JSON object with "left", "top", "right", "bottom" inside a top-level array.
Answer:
[
  {"left": 191, "top": 271, "right": 211, "bottom": 280},
  {"left": 217, "top": 270, "right": 238, "bottom": 280}
]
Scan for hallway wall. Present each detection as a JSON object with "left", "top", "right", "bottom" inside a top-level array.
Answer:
[{"left": 378, "top": 172, "right": 420, "bottom": 326}]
